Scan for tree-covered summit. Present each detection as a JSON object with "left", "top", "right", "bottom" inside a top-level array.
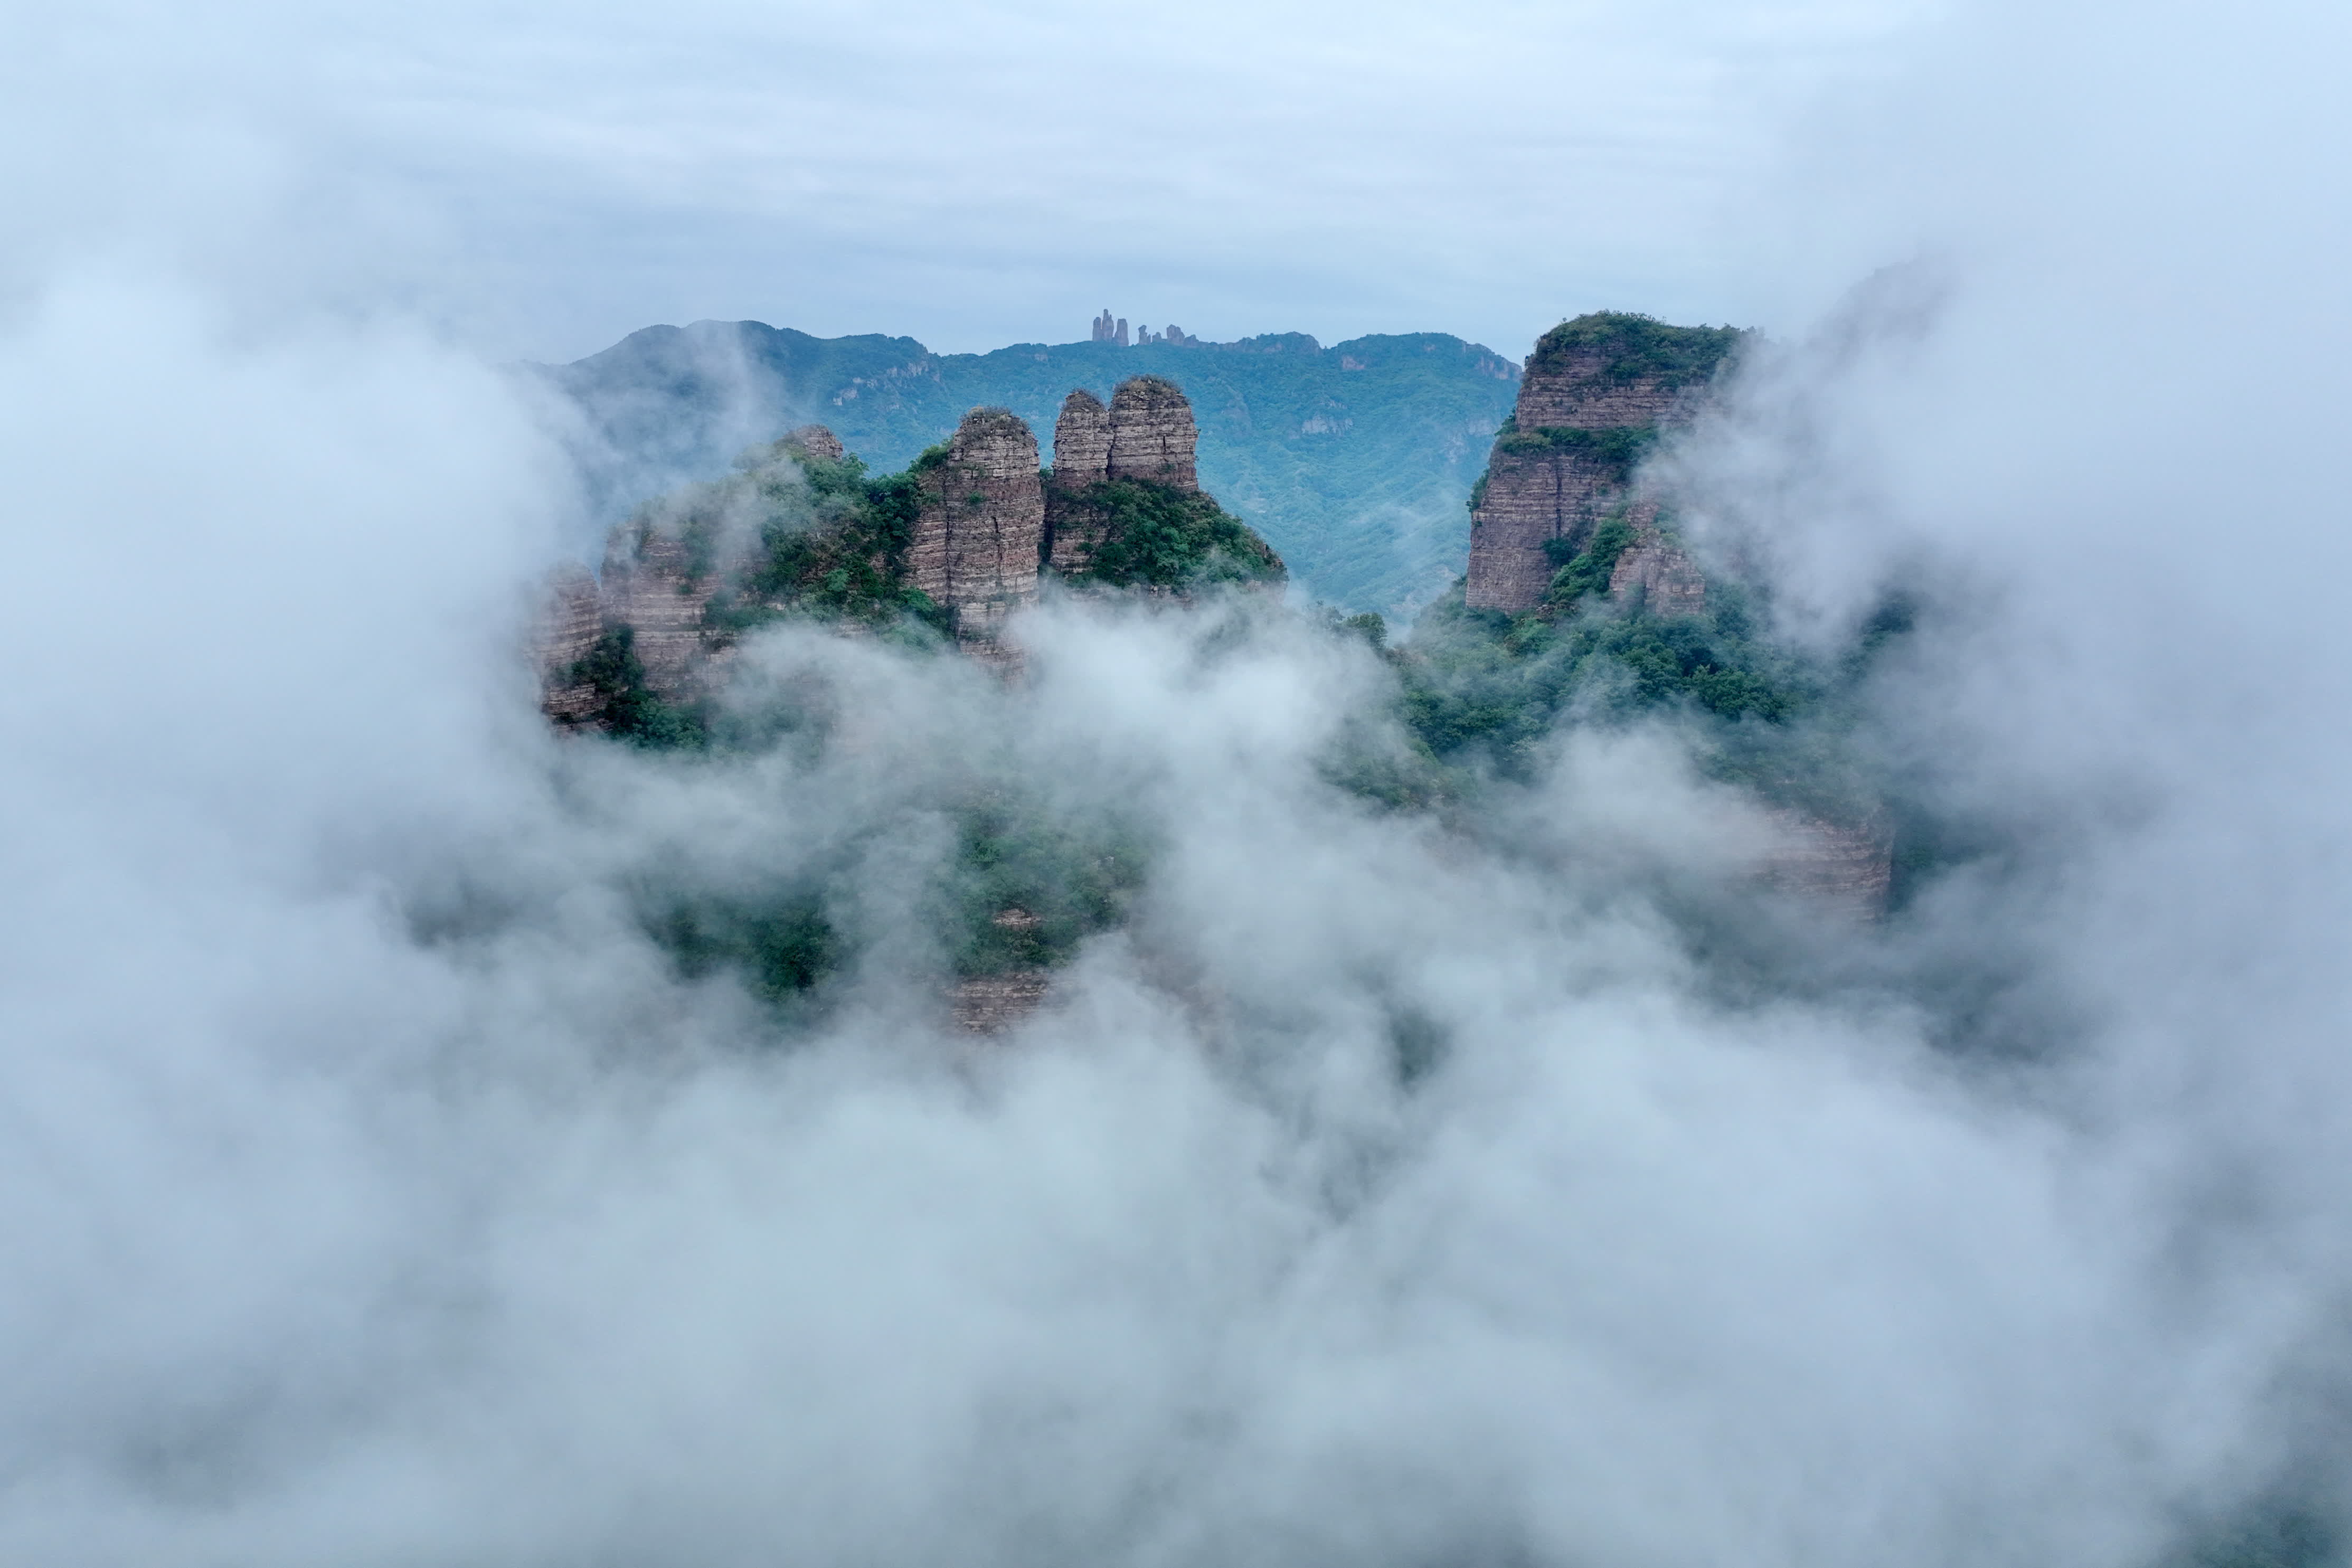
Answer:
[{"left": 1527, "top": 311, "right": 1751, "bottom": 389}]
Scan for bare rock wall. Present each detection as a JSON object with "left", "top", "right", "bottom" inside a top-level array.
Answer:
[
  {"left": 533, "top": 562, "right": 604, "bottom": 724},
  {"left": 1608, "top": 530, "right": 1707, "bottom": 617},
  {"left": 1107, "top": 376, "right": 1198, "bottom": 492},
  {"left": 599, "top": 529, "right": 716, "bottom": 700},
  {"left": 908, "top": 408, "right": 1044, "bottom": 642},
  {"left": 1463, "top": 447, "right": 1622, "bottom": 611},
  {"left": 1761, "top": 812, "right": 1895, "bottom": 920}
]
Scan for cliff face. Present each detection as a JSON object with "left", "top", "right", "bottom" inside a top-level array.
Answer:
[
  {"left": 547, "top": 319, "right": 1519, "bottom": 616},
  {"left": 601, "top": 528, "right": 721, "bottom": 699},
  {"left": 1466, "top": 442, "right": 1636, "bottom": 612},
  {"left": 1607, "top": 526, "right": 1707, "bottom": 617},
  {"left": 784, "top": 424, "right": 844, "bottom": 461},
  {"left": 538, "top": 383, "right": 1278, "bottom": 728},
  {"left": 1046, "top": 389, "right": 1111, "bottom": 573},
  {"left": 1105, "top": 375, "right": 1199, "bottom": 492},
  {"left": 907, "top": 408, "right": 1045, "bottom": 644},
  {"left": 535, "top": 426, "right": 864, "bottom": 723},
  {"left": 1761, "top": 812, "right": 1896, "bottom": 920},
  {"left": 534, "top": 563, "right": 604, "bottom": 724},
  {"left": 1464, "top": 314, "right": 1743, "bottom": 613}
]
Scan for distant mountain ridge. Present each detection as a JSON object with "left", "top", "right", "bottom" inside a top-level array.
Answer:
[{"left": 538, "top": 320, "right": 1519, "bottom": 616}]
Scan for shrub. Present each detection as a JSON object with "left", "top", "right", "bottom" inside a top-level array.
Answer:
[{"left": 1054, "top": 478, "right": 1285, "bottom": 590}]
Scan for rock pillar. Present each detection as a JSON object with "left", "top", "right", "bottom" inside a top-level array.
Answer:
[
  {"left": 1106, "top": 375, "right": 1198, "bottom": 492},
  {"left": 907, "top": 408, "right": 1044, "bottom": 641}
]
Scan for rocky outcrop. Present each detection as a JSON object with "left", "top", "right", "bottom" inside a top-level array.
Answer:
[
  {"left": 1466, "top": 441, "right": 1637, "bottom": 612},
  {"left": 1046, "top": 389, "right": 1112, "bottom": 572},
  {"left": 1043, "top": 380, "right": 1282, "bottom": 593},
  {"left": 1106, "top": 375, "right": 1199, "bottom": 492},
  {"left": 1465, "top": 314, "right": 1743, "bottom": 613},
  {"left": 536, "top": 386, "right": 1272, "bottom": 721},
  {"left": 1051, "top": 389, "right": 1111, "bottom": 487},
  {"left": 951, "top": 970, "right": 1053, "bottom": 1033},
  {"left": 535, "top": 425, "right": 857, "bottom": 714},
  {"left": 534, "top": 563, "right": 604, "bottom": 724},
  {"left": 1091, "top": 309, "right": 1118, "bottom": 343},
  {"left": 1608, "top": 527, "right": 1707, "bottom": 617},
  {"left": 907, "top": 408, "right": 1045, "bottom": 644},
  {"left": 1761, "top": 811, "right": 1895, "bottom": 920},
  {"left": 599, "top": 527, "right": 717, "bottom": 700},
  {"left": 783, "top": 424, "right": 844, "bottom": 461}
]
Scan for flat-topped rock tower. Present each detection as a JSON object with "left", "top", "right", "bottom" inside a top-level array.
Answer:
[
  {"left": 1105, "top": 375, "right": 1198, "bottom": 491},
  {"left": 908, "top": 408, "right": 1045, "bottom": 644},
  {"left": 1464, "top": 313, "right": 1743, "bottom": 613}
]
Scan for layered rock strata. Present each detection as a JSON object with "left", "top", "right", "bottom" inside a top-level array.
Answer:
[
  {"left": 907, "top": 408, "right": 1044, "bottom": 643},
  {"left": 1465, "top": 315, "right": 1740, "bottom": 613},
  {"left": 1046, "top": 389, "right": 1112, "bottom": 572},
  {"left": 1106, "top": 375, "right": 1199, "bottom": 491},
  {"left": 1051, "top": 389, "right": 1111, "bottom": 485},
  {"left": 537, "top": 423, "right": 854, "bottom": 717},
  {"left": 783, "top": 424, "right": 844, "bottom": 460},
  {"left": 599, "top": 526, "right": 717, "bottom": 700},
  {"left": 1608, "top": 526, "right": 1707, "bottom": 617},
  {"left": 951, "top": 970, "right": 1053, "bottom": 1033},
  {"left": 533, "top": 562, "right": 604, "bottom": 724},
  {"left": 1468, "top": 442, "right": 1637, "bottom": 613},
  {"left": 1761, "top": 812, "right": 1896, "bottom": 921}
]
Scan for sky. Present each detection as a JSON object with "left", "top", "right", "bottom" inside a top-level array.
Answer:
[
  {"left": 10, "top": 1, "right": 2352, "bottom": 1564},
  {"left": 5, "top": 0, "right": 1935, "bottom": 361}
]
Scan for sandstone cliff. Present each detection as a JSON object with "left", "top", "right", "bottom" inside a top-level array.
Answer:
[
  {"left": 539, "top": 385, "right": 1278, "bottom": 731},
  {"left": 1761, "top": 811, "right": 1896, "bottom": 920},
  {"left": 1106, "top": 375, "right": 1199, "bottom": 492},
  {"left": 599, "top": 526, "right": 720, "bottom": 700},
  {"left": 533, "top": 562, "right": 604, "bottom": 724},
  {"left": 1046, "top": 389, "right": 1111, "bottom": 573},
  {"left": 535, "top": 423, "right": 859, "bottom": 724},
  {"left": 1465, "top": 314, "right": 1743, "bottom": 613},
  {"left": 783, "top": 424, "right": 844, "bottom": 461},
  {"left": 1045, "top": 379, "right": 1282, "bottom": 592},
  {"left": 1606, "top": 526, "right": 1707, "bottom": 617},
  {"left": 906, "top": 408, "right": 1045, "bottom": 645}
]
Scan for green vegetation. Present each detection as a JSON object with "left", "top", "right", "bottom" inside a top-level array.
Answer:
[
  {"left": 1494, "top": 422, "right": 1659, "bottom": 480},
  {"left": 1051, "top": 478, "right": 1285, "bottom": 590},
  {"left": 699, "top": 443, "right": 951, "bottom": 639},
  {"left": 1542, "top": 516, "right": 1638, "bottom": 608},
  {"left": 934, "top": 795, "right": 1149, "bottom": 977},
  {"left": 644, "top": 889, "right": 836, "bottom": 1009},
  {"left": 1366, "top": 560, "right": 1908, "bottom": 838},
  {"left": 563, "top": 625, "right": 707, "bottom": 751},
  {"left": 1401, "top": 578, "right": 1811, "bottom": 759},
  {"left": 1528, "top": 311, "right": 1749, "bottom": 389},
  {"left": 623, "top": 786, "right": 1147, "bottom": 1018}
]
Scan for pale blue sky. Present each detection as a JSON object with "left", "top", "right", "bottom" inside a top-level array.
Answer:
[{"left": 3, "top": 0, "right": 1936, "bottom": 361}]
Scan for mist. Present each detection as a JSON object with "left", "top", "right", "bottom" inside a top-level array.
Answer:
[{"left": 8, "top": 1, "right": 2352, "bottom": 1565}]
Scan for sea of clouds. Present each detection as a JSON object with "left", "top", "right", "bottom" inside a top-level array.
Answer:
[{"left": 4, "top": 1, "right": 2352, "bottom": 1564}]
